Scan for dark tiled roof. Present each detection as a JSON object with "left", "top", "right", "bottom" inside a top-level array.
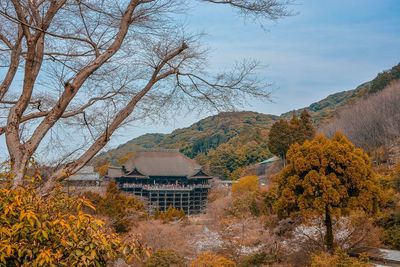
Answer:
[{"left": 123, "top": 150, "right": 209, "bottom": 178}]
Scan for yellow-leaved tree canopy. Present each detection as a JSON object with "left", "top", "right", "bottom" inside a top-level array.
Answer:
[
  {"left": 0, "top": 172, "right": 139, "bottom": 266},
  {"left": 274, "top": 133, "right": 382, "bottom": 252}
]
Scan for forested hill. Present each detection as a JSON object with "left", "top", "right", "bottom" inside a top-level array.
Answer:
[
  {"left": 92, "top": 111, "right": 278, "bottom": 166},
  {"left": 93, "top": 63, "right": 400, "bottom": 167},
  {"left": 282, "top": 63, "right": 400, "bottom": 123}
]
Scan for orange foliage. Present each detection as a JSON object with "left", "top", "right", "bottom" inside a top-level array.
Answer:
[
  {"left": 232, "top": 175, "right": 259, "bottom": 196},
  {"left": 274, "top": 133, "right": 383, "bottom": 251},
  {"left": 96, "top": 162, "right": 109, "bottom": 176}
]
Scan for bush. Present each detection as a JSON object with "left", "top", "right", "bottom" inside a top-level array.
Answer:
[
  {"left": 230, "top": 176, "right": 264, "bottom": 217},
  {"left": 83, "top": 182, "right": 144, "bottom": 232},
  {"left": 0, "top": 185, "right": 136, "bottom": 266},
  {"left": 238, "top": 252, "right": 276, "bottom": 267},
  {"left": 190, "top": 252, "right": 236, "bottom": 267},
  {"left": 310, "top": 250, "right": 371, "bottom": 267},
  {"left": 154, "top": 206, "right": 186, "bottom": 223},
  {"left": 376, "top": 212, "right": 400, "bottom": 249},
  {"left": 145, "top": 249, "right": 185, "bottom": 267}
]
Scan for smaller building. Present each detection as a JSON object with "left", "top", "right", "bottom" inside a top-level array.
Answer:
[{"left": 64, "top": 166, "right": 101, "bottom": 186}]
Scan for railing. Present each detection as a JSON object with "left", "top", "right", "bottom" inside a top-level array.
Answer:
[{"left": 120, "top": 183, "right": 210, "bottom": 190}]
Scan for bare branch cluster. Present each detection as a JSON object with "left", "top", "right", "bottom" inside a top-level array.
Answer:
[
  {"left": 321, "top": 81, "right": 400, "bottom": 152},
  {"left": 0, "top": 0, "right": 290, "bottom": 193}
]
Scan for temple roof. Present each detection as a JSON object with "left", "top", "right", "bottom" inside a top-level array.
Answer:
[{"left": 119, "top": 149, "right": 211, "bottom": 178}]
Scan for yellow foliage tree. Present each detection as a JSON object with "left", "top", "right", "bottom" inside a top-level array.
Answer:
[
  {"left": 274, "top": 133, "right": 382, "bottom": 252},
  {"left": 232, "top": 175, "right": 259, "bottom": 196},
  {"left": 231, "top": 175, "right": 261, "bottom": 216},
  {"left": 190, "top": 252, "right": 236, "bottom": 267},
  {"left": 96, "top": 162, "right": 109, "bottom": 176},
  {"left": 0, "top": 183, "right": 138, "bottom": 266}
]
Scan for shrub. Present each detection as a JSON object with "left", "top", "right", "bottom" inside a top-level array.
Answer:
[
  {"left": 0, "top": 185, "right": 136, "bottom": 266},
  {"left": 154, "top": 206, "right": 186, "bottom": 223},
  {"left": 145, "top": 249, "right": 185, "bottom": 267},
  {"left": 238, "top": 252, "right": 276, "bottom": 267},
  {"left": 376, "top": 212, "right": 400, "bottom": 249},
  {"left": 84, "top": 182, "right": 145, "bottom": 232}
]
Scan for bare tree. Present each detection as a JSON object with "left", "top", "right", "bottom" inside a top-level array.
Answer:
[
  {"left": 0, "top": 0, "right": 292, "bottom": 192},
  {"left": 321, "top": 81, "right": 400, "bottom": 152}
]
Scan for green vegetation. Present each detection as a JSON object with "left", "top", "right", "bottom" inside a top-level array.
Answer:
[
  {"left": 92, "top": 63, "right": 400, "bottom": 181},
  {"left": 93, "top": 111, "right": 277, "bottom": 167},
  {"left": 205, "top": 128, "right": 271, "bottom": 180},
  {"left": 282, "top": 62, "right": 400, "bottom": 124},
  {"left": 238, "top": 252, "right": 276, "bottom": 267},
  {"left": 268, "top": 110, "right": 315, "bottom": 160},
  {"left": 370, "top": 63, "right": 400, "bottom": 94}
]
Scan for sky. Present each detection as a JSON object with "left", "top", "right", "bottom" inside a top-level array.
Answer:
[
  {"left": 1, "top": 0, "right": 400, "bottom": 157},
  {"left": 107, "top": 0, "right": 400, "bottom": 149}
]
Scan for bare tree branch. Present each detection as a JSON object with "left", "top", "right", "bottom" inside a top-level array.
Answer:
[{"left": 0, "top": 0, "right": 291, "bottom": 193}]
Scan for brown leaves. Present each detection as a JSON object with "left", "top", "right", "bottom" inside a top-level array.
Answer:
[{"left": 275, "top": 133, "right": 382, "bottom": 218}]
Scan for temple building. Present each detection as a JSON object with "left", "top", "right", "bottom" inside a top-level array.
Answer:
[
  {"left": 64, "top": 166, "right": 101, "bottom": 187},
  {"left": 107, "top": 149, "right": 212, "bottom": 214}
]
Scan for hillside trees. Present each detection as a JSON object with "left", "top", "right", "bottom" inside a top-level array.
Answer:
[
  {"left": 206, "top": 128, "right": 271, "bottom": 179},
  {"left": 0, "top": 0, "right": 292, "bottom": 192},
  {"left": 274, "top": 133, "right": 382, "bottom": 252},
  {"left": 268, "top": 110, "right": 315, "bottom": 160},
  {"left": 370, "top": 63, "right": 400, "bottom": 94}
]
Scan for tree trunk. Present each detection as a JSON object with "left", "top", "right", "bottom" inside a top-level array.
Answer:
[{"left": 325, "top": 205, "right": 334, "bottom": 253}]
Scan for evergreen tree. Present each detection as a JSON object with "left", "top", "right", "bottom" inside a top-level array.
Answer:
[
  {"left": 299, "top": 109, "right": 315, "bottom": 141},
  {"left": 274, "top": 133, "right": 382, "bottom": 252},
  {"left": 268, "top": 111, "right": 315, "bottom": 160},
  {"left": 267, "top": 119, "right": 292, "bottom": 160}
]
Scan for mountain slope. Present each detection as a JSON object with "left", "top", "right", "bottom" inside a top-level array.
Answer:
[
  {"left": 282, "top": 63, "right": 400, "bottom": 123},
  {"left": 93, "top": 63, "right": 400, "bottom": 166},
  {"left": 93, "top": 111, "right": 278, "bottom": 165}
]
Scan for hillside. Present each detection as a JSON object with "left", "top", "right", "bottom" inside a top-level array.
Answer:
[
  {"left": 282, "top": 63, "right": 400, "bottom": 123},
  {"left": 93, "top": 63, "right": 400, "bottom": 167},
  {"left": 93, "top": 111, "right": 278, "bottom": 166}
]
